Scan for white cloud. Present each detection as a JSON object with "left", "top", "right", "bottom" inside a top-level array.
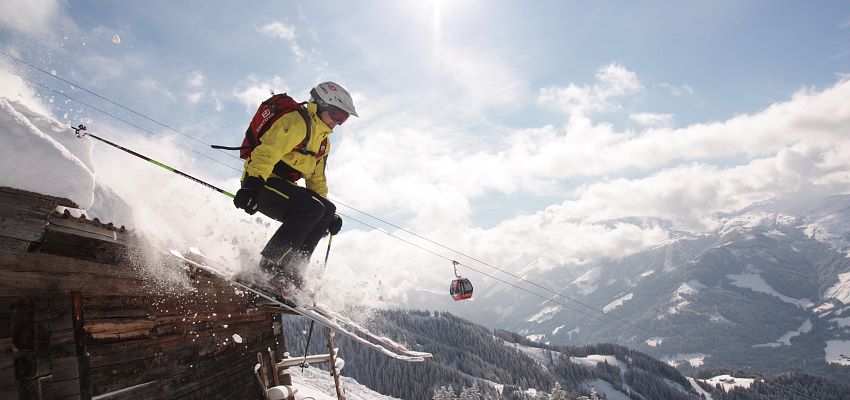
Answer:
[
  {"left": 630, "top": 112, "right": 674, "bottom": 127},
  {"left": 324, "top": 74, "right": 850, "bottom": 291},
  {"left": 658, "top": 82, "right": 695, "bottom": 97},
  {"left": 0, "top": 0, "right": 63, "bottom": 35},
  {"left": 334, "top": 77, "right": 850, "bottom": 226},
  {"left": 232, "top": 75, "right": 288, "bottom": 110},
  {"left": 136, "top": 78, "right": 175, "bottom": 101},
  {"left": 187, "top": 71, "right": 205, "bottom": 87},
  {"left": 187, "top": 92, "right": 203, "bottom": 104},
  {"left": 258, "top": 21, "right": 296, "bottom": 40},
  {"left": 257, "top": 21, "right": 305, "bottom": 60},
  {"left": 539, "top": 63, "right": 642, "bottom": 116}
]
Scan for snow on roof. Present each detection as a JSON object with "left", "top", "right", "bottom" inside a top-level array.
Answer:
[{"left": 0, "top": 97, "right": 95, "bottom": 207}]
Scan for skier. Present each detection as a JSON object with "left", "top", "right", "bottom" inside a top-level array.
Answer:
[{"left": 232, "top": 81, "right": 356, "bottom": 299}]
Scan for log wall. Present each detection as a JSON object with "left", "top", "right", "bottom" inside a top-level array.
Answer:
[{"left": 0, "top": 187, "right": 286, "bottom": 400}]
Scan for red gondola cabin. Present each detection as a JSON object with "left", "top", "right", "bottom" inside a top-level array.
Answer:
[{"left": 450, "top": 277, "right": 473, "bottom": 301}]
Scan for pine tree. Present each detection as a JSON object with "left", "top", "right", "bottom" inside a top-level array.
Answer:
[
  {"left": 468, "top": 384, "right": 482, "bottom": 400},
  {"left": 433, "top": 385, "right": 457, "bottom": 400},
  {"left": 549, "top": 382, "right": 569, "bottom": 400}
]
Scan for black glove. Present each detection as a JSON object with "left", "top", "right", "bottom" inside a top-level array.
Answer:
[
  {"left": 328, "top": 214, "right": 343, "bottom": 235},
  {"left": 233, "top": 176, "right": 264, "bottom": 215}
]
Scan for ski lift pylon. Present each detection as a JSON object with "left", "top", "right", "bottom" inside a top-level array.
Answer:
[{"left": 449, "top": 260, "right": 473, "bottom": 301}]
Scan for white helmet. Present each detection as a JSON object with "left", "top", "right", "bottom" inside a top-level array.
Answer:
[{"left": 310, "top": 81, "right": 358, "bottom": 117}]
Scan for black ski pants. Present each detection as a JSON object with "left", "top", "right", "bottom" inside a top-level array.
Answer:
[{"left": 256, "top": 177, "right": 336, "bottom": 265}]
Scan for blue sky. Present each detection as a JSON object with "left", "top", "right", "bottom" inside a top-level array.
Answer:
[{"left": 3, "top": 1, "right": 850, "bottom": 306}]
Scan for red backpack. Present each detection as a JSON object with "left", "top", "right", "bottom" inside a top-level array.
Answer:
[{"left": 213, "top": 93, "right": 326, "bottom": 159}]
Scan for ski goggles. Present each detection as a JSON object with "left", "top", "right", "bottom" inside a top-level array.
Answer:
[{"left": 327, "top": 105, "right": 349, "bottom": 125}]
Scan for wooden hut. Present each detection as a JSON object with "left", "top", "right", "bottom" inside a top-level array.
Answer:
[{"left": 0, "top": 187, "right": 294, "bottom": 400}]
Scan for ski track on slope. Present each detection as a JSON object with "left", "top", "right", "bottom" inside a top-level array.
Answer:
[{"left": 686, "top": 377, "right": 713, "bottom": 400}]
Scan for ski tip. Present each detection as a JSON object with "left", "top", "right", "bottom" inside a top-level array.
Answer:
[{"left": 169, "top": 249, "right": 182, "bottom": 258}]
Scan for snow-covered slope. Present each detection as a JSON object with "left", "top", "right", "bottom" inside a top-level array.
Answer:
[
  {"left": 288, "top": 367, "right": 400, "bottom": 400},
  {"left": 444, "top": 197, "right": 850, "bottom": 380}
]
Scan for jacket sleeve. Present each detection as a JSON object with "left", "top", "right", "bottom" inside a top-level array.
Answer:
[
  {"left": 244, "top": 112, "right": 307, "bottom": 180},
  {"left": 305, "top": 155, "right": 329, "bottom": 197}
]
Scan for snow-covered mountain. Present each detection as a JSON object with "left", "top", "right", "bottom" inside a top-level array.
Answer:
[{"left": 442, "top": 195, "right": 850, "bottom": 381}]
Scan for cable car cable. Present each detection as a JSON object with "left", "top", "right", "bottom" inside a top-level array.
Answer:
[
  {"left": 331, "top": 198, "right": 648, "bottom": 334},
  {"left": 17, "top": 75, "right": 244, "bottom": 174},
  {"left": 339, "top": 213, "right": 652, "bottom": 338}
]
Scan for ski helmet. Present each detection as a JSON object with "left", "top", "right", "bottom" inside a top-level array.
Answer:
[{"left": 310, "top": 81, "right": 358, "bottom": 117}]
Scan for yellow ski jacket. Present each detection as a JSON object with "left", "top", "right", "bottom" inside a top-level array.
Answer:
[{"left": 243, "top": 102, "right": 333, "bottom": 197}]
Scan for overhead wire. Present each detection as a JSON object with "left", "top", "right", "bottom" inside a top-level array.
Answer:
[
  {"left": 3, "top": 52, "right": 653, "bottom": 339},
  {"left": 332, "top": 198, "right": 651, "bottom": 335},
  {"left": 18, "top": 75, "right": 244, "bottom": 174},
  {"left": 339, "top": 213, "right": 653, "bottom": 338}
]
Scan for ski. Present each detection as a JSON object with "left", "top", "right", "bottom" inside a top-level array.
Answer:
[
  {"left": 181, "top": 248, "right": 433, "bottom": 358},
  {"left": 168, "top": 250, "right": 426, "bottom": 362},
  {"left": 310, "top": 303, "right": 433, "bottom": 358}
]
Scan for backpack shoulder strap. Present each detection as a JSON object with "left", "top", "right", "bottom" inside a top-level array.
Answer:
[{"left": 296, "top": 103, "right": 311, "bottom": 155}]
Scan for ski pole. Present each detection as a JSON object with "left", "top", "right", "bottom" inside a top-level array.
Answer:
[
  {"left": 72, "top": 125, "right": 235, "bottom": 198},
  {"left": 300, "top": 320, "right": 315, "bottom": 371},
  {"left": 323, "top": 234, "right": 334, "bottom": 268}
]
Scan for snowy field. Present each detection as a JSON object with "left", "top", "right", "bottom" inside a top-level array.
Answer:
[
  {"left": 726, "top": 273, "right": 813, "bottom": 308},
  {"left": 699, "top": 375, "right": 755, "bottom": 392},
  {"left": 289, "top": 366, "right": 400, "bottom": 400},
  {"left": 824, "top": 272, "right": 850, "bottom": 304},
  {"left": 584, "top": 379, "right": 630, "bottom": 400},
  {"left": 662, "top": 353, "right": 707, "bottom": 368},
  {"left": 505, "top": 341, "right": 562, "bottom": 366},
  {"left": 824, "top": 340, "right": 850, "bottom": 366},
  {"left": 603, "top": 293, "right": 633, "bottom": 313}
]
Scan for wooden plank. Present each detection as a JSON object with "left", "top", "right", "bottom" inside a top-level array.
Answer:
[
  {"left": 0, "top": 252, "right": 140, "bottom": 279},
  {"left": 0, "top": 189, "right": 57, "bottom": 217},
  {"left": 87, "top": 380, "right": 161, "bottom": 400},
  {"left": 16, "top": 374, "right": 57, "bottom": 400},
  {"left": 12, "top": 297, "right": 35, "bottom": 352},
  {"left": 0, "top": 337, "right": 13, "bottom": 390},
  {"left": 46, "top": 219, "right": 127, "bottom": 244},
  {"left": 0, "top": 237, "right": 30, "bottom": 254},
  {"left": 0, "top": 298, "right": 10, "bottom": 339},
  {"left": 72, "top": 292, "right": 91, "bottom": 400},
  {"left": 36, "top": 228, "right": 134, "bottom": 266},
  {"left": 277, "top": 354, "right": 331, "bottom": 368},
  {"left": 13, "top": 351, "right": 51, "bottom": 380},
  {"left": 85, "top": 319, "right": 155, "bottom": 341},
  {"left": 0, "top": 213, "right": 47, "bottom": 242},
  {"left": 0, "top": 253, "right": 153, "bottom": 296},
  {"left": 0, "top": 186, "right": 77, "bottom": 208},
  {"left": 0, "top": 364, "right": 14, "bottom": 391}
]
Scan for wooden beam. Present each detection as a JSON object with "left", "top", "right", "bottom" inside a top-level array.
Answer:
[
  {"left": 275, "top": 354, "right": 332, "bottom": 369},
  {"left": 325, "top": 327, "right": 345, "bottom": 400}
]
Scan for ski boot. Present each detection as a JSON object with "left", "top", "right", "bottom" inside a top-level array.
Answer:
[{"left": 259, "top": 255, "right": 311, "bottom": 306}]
